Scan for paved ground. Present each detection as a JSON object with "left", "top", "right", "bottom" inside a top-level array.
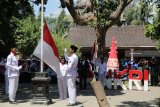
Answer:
[{"left": 0, "top": 83, "right": 160, "bottom": 107}]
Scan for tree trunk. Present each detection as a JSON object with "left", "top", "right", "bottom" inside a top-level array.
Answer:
[
  {"left": 95, "top": 27, "right": 108, "bottom": 56},
  {"left": 91, "top": 79, "right": 110, "bottom": 107}
]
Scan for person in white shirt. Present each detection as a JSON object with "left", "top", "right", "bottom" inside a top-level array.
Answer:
[
  {"left": 64, "top": 45, "right": 78, "bottom": 106},
  {"left": 95, "top": 57, "right": 107, "bottom": 87},
  {"left": 58, "top": 57, "right": 68, "bottom": 100},
  {"left": 5, "top": 48, "right": 22, "bottom": 104}
]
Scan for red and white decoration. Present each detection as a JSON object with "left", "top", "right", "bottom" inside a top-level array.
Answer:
[
  {"left": 119, "top": 69, "right": 149, "bottom": 91},
  {"left": 128, "top": 70, "right": 149, "bottom": 91},
  {"left": 106, "top": 37, "right": 119, "bottom": 89},
  {"left": 90, "top": 40, "right": 97, "bottom": 64},
  {"left": 107, "top": 37, "right": 119, "bottom": 70},
  {"left": 106, "top": 37, "right": 148, "bottom": 91}
]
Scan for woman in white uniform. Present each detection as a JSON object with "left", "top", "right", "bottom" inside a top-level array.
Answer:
[{"left": 58, "top": 57, "right": 68, "bottom": 100}]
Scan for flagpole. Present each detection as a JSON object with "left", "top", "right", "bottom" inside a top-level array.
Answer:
[{"left": 40, "top": 0, "right": 44, "bottom": 73}]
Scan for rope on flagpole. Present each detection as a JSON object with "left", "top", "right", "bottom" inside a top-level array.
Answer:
[{"left": 40, "top": 0, "right": 44, "bottom": 73}]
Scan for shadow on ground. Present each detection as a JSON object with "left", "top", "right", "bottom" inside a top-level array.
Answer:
[
  {"left": 16, "top": 84, "right": 34, "bottom": 103},
  {"left": 105, "top": 88, "right": 125, "bottom": 96},
  {"left": 76, "top": 83, "right": 125, "bottom": 97},
  {"left": 0, "top": 83, "right": 60, "bottom": 104},
  {"left": 0, "top": 83, "right": 125, "bottom": 104},
  {"left": 116, "top": 98, "right": 160, "bottom": 107},
  {"left": 0, "top": 83, "right": 34, "bottom": 103},
  {"left": 0, "top": 84, "right": 8, "bottom": 103}
]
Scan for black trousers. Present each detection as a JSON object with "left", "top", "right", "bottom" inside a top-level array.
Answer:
[
  {"left": 79, "top": 74, "right": 87, "bottom": 90},
  {"left": 151, "top": 75, "right": 159, "bottom": 86}
]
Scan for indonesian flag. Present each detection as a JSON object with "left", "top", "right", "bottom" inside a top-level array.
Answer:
[
  {"left": 33, "top": 21, "right": 61, "bottom": 76},
  {"left": 90, "top": 40, "right": 97, "bottom": 64}
]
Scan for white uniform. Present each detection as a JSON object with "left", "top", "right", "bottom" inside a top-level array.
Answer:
[
  {"left": 65, "top": 53, "right": 78, "bottom": 104},
  {"left": 4, "top": 65, "right": 9, "bottom": 95},
  {"left": 6, "top": 52, "right": 22, "bottom": 101},
  {"left": 58, "top": 63, "right": 68, "bottom": 100},
  {"left": 96, "top": 60, "right": 107, "bottom": 87}
]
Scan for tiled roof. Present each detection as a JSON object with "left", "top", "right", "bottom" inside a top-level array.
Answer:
[{"left": 67, "top": 25, "right": 156, "bottom": 48}]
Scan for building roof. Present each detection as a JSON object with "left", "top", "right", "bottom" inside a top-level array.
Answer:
[{"left": 67, "top": 25, "right": 156, "bottom": 49}]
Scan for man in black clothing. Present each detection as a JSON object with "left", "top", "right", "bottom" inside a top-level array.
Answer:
[
  {"left": 78, "top": 54, "right": 90, "bottom": 90},
  {"left": 149, "top": 57, "right": 157, "bottom": 86}
]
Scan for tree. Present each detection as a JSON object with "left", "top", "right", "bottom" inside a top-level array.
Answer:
[
  {"left": 0, "top": 0, "right": 34, "bottom": 57},
  {"left": 58, "top": 0, "right": 133, "bottom": 56},
  {"left": 32, "top": 0, "right": 48, "bottom": 5},
  {"left": 124, "top": 0, "right": 153, "bottom": 25},
  {"left": 145, "top": 1, "right": 160, "bottom": 49},
  {"left": 14, "top": 15, "right": 40, "bottom": 58},
  {"left": 50, "top": 9, "right": 74, "bottom": 37},
  {"left": 45, "top": 17, "right": 57, "bottom": 32},
  {"left": 53, "top": 34, "right": 72, "bottom": 56},
  {"left": 14, "top": 14, "right": 74, "bottom": 58},
  {"left": 54, "top": 9, "right": 69, "bottom": 36},
  {"left": 45, "top": 10, "right": 73, "bottom": 37}
]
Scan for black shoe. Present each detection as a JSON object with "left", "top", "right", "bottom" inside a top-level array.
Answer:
[
  {"left": 4, "top": 94, "right": 9, "bottom": 97},
  {"left": 66, "top": 103, "right": 77, "bottom": 106},
  {"left": 104, "top": 86, "right": 108, "bottom": 89},
  {"left": 9, "top": 100, "right": 18, "bottom": 104}
]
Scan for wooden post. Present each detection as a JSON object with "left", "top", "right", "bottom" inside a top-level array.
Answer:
[{"left": 91, "top": 78, "right": 110, "bottom": 107}]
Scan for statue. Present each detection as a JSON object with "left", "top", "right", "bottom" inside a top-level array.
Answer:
[{"left": 75, "top": 0, "right": 92, "bottom": 15}]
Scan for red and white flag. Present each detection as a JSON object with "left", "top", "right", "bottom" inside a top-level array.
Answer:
[
  {"left": 33, "top": 21, "right": 61, "bottom": 76},
  {"left": 90, "top": 40, "right": 97, "bottom": 64}
]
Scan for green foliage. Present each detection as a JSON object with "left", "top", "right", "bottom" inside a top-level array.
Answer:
[
  {"left": 33, "top": 0, "right": 48, "bottom": 5},
  {"left": 45, "top": 17, "right": 56, "bottom": 32},
  {"left": 145, "top": 3, "right": 160, "bottom": 49},
  {"left": 52, "top": 34, "right": 81, "bottom": 57},
  {"left": 53, "top": 9, "right": 73, "bottom": 36},
  {"left": 0, "top": 0, "right": 34, "bottom": 57},
  {"left": 45, "top": 13, "right": 74, "bottom": 36},
  {"left": 52, "top": 34, "right": 71, "bottom": 56},
  {"left": 14, "top": 14, "right": 75, "bottom": 58},
  {"left": 124, "top": 0, "right": 153, "bottom": 25},
  {"left": 90, "top": 0, "right": 119, "bottom": 27},
  {"left": 131, "top": 20, "right": 141, "bottom": 25},
  {"left": 55, "top": 9, "right": 66, "bottom": 36},
  {"left": 14, "top": 15, "right": 40, "bottom": 57},
  {"left": 124, "top": 8, "right": 136, "bottom": 25}
]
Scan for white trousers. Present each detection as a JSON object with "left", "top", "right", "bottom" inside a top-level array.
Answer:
[
  {"left": 58, "top": 77, "right": 67, "bottom": 100},
  {"left": 8, "top": 76, "right": 19, "bottom": 101},
  {"left": 67, "top": 77, "right": 76, "bottom": 104},
  {"left": 5, "top": 75, "right": 9, "bottom": 94}
]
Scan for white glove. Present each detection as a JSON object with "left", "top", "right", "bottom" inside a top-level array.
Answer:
[
  {"left": 18, "top": 65, "right": 22, "bottom": 70},
  {"left": 64, "top": 48, "right": 68, "bottom": 54}
]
